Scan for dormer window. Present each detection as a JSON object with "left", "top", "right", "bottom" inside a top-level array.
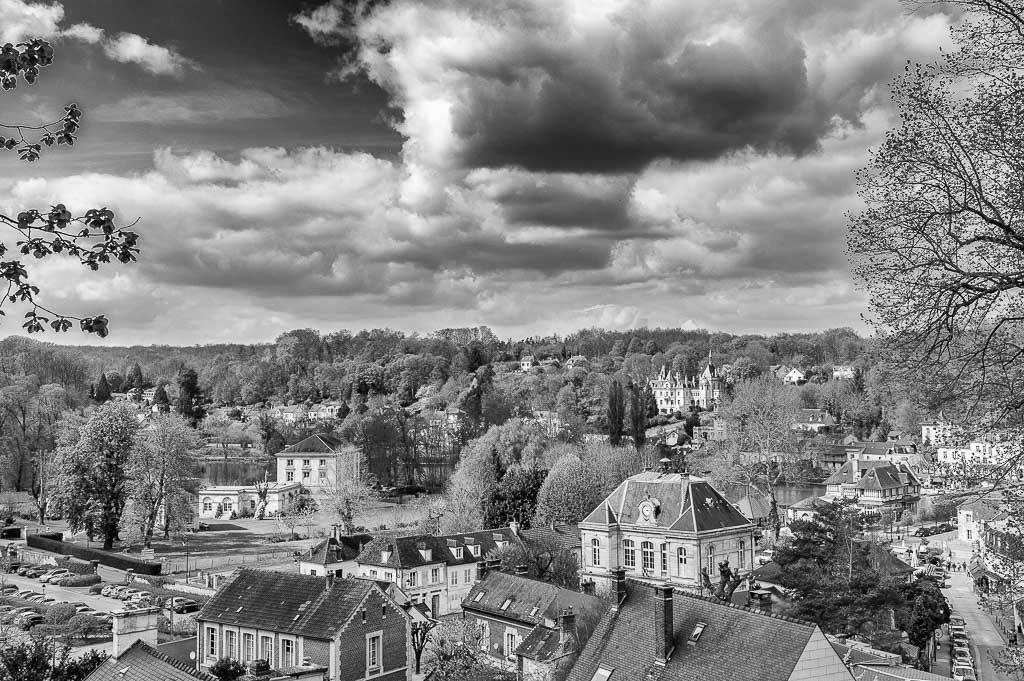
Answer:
[
  {"left": 469, "top": 544, "right": 480, "bottom": 557},
  {"left": 454, "top": 546, "right": 464, "bottom": 560},
  {"left": 380, "top": 549, "right": 391, "bottom": 562},
  {"left": 689, "top": 622, "right": 707, "bottom": 643}
]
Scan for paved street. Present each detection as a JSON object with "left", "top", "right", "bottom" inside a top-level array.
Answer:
[{"left": 942, "top": 564, "right": 1011, "bottom": 680}]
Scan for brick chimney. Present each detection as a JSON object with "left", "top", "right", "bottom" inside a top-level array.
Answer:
[
  {"left": 610, "top": 567, "right": 627, "bottom": 608},
  {"left": 558, "top": 608, "right": 577, "bottom": 647},
  {"left": 326, "top": 571, "right": 336, "bottom": 589},
  {"left": 654, "top": 583, "right": 674, "bottom": 664},
  {"left": 111, "top": 607, "right": 160, "bottom": 659}
]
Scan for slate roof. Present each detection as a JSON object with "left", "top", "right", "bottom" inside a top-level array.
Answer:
[
  {"left": 851, "top": 667, "right": 949, "bottom": 681},
  {"left": 828, "top": 639, "right": 898, "bottom": 667},
  {"left": 855, "top": 465, "right": 904, "bottom": 491},
  {"left": 580, "top": 471, "right": 751, "bottom": 534},
  {"left": 520, "top": 523, "right": 581, "bottom": 553},
  {"left": 356, "top": 527, "right": 521, "bottom": 569},
  {"left": 958, "top": 495, "right": 1003, "bottom": 520},
  {"left": 732, "top": 492, "right": 772, "bottom": 520},
  {"left": 279, "top": 433, "right": 347, "bottom": 455},
  {"left": 196, "top": 568, "right": 390, "bottom": 639},
  {"left": 788, "top": 495, "right": 833, "bottom": 511},
  {"left": 463, "top": 572, "right": 606, "bottom": 633},
  {"left": 566, "top": 579, "right": 835, "bottom": 681},
  {"left": 794, "top": 409, "right": 836, "bottom": 426},
  {"left": 305, "top": 534, "right": 374, "bottom": 566},
  {"left": 85, "top": 640, "right": 215, "bottom": 681}
]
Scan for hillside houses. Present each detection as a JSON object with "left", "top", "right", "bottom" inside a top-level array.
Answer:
[{"left": 823, "top": 461, "right": 922, "bottom": 517}]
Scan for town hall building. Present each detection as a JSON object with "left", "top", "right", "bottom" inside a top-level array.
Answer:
[{"left": 578, "top": 469, "right": 756, "bottom": 594}]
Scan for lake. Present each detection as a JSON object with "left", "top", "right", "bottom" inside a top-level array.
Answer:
[{"left": 195, "top": 459, "right": 277, "bottom": 487}]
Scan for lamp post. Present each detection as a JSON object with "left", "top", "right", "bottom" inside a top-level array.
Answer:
[{"left": 181, "top": 533, "right": 190, "bottom": 583}]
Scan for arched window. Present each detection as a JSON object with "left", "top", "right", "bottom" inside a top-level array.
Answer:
[
  {"left": 591, "top": 538, "right": 601, "bottom": 567},
  {"left": 660, "top": 544, "right": 668, "bottom": 574},
  {"left": 623, "top": 539, "right": 636, "bottom": 569},
  {"left": 641, "top": 541, "right": 655, "bottom": 573},
  {"left": 738, "top": 540, "right": 746, "bottom": 569},
  {"left": 222, "top": 497, "right": 233, "bottom": 512},
  {"left": 677, "top": 547, "right": 687, "bottom": 565},
  {"left": 202, "top": 497, "right": 212, "bottom": 512}
]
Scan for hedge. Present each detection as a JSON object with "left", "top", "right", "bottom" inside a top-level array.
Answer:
[
  {"left": 0, "top": 526, "right": 21, "bottom": 540},
  {"left": 26, "top": 533, "right": 162, "bottom": 575},
  {"left": 57, "top": 574, "right": 101, "bottom": 587}
]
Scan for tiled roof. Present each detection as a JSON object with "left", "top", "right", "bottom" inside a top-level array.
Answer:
[
  {"left": 85, "top": 640, "right": 215, "bottom": 681},
  {"left": 305, "top": 534, "right": 374, "bottom": 565},
  {"left": 794, "top": 409, "right": 836, "bottom": 426},
  {"left": 851, "top": 666, "right": 949, "bottom": 681},
  {"left": 356, "top": 527, "right": 521, "bottom": 569},
  {"left": 280, "top": 433, "right": 347, "bottom": 455},
  {"left": 855, "top": 465, "right": 904, "bottom": 491},
  {"left": 463, "top": 572, "right": 606, "bottom": 634},
  {"left": 731, "top": 492, "right": 772, "bottom": 519},
  {"left": 566, "top": 579, "right": 832, "bottom": 681},
  {"left": 958, "top": 495, "right": 1002, "bottom": 519},
  {"left": 581, "top": 472, "right": 751, "bottom": 534},
  {"left": 520, "top": 523, "right": 581, "bottom": 553},
  {"left": 788, "top": 495, "right": 833, "bottom": 510},
  {"left": 828, "top": 639, "right": 897, "bottom": 667},
  {"left": 196, "top": 569, "right": 395, "bottom": 639}
]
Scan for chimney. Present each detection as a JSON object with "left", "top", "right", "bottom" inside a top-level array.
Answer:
[
  {"left": 509, "top": 520, "right": 520, "bottom": 536},
  {"left": 610, "top": 567, "right": 627, "bottom": 608},
  {"left": 326, "top": 571, "right": 335, "bottom": 589},
  {"left": 580, "top": 580, "right": 596, "bottom": 596},
  {"left": 654, "top": 583, "right": 674, "bottom": 664},
  {"left": 558, "top": 608, "right": 577, "bottom": 647},
  {"left": 515, "top": 564, "right": 529, "bottom": 576},
  {"left": 111, "top": 607, "right": 160, "bottom": 658}
]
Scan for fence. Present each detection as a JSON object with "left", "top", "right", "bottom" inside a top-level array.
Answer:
[{"left": 161, "top": 549, "right": 298, "bottom": 575}]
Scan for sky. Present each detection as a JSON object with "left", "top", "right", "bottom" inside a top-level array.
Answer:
[{"left": 0, "top": 0, "right": 959, "bottom": 345}]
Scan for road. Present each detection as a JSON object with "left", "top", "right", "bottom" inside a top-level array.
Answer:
[{"left": 942, "top": 563, "right": 1012, "bottom": 680}]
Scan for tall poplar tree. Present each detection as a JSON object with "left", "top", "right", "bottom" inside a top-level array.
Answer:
[{"left": 607, "top": 379, "right": 625, "bottom": 445}]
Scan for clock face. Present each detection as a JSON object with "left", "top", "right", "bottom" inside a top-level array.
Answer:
[{"left": 641, "top": 504, "right": 652, "bottom": 520}]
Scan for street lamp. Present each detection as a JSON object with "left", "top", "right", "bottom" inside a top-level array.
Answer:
[{"left": 181, "top": 534, "right": 190, "bottom": 583}]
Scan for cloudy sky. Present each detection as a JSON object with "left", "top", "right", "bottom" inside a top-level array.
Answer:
[{"left": 0, "top": 0, "right": 957, "bottom": 345}]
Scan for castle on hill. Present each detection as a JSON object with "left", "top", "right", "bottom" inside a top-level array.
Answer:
[{"left": 649, "top": 357, "right": 724, "bottom": 414}]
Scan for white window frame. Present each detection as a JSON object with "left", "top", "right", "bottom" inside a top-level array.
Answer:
[
  {"left": 623, "top": 539, "right": 636, "bottom": 569},
  {"left": 225, "top": 629, "right": 237, "bottom": 660},
  {"left": 260, "top": 635, "right": 273, "bottom": 665},
  {"left": 280, "top": 638, "right": 295, "bottom": 668},
  {"left": 242, "top": 632, "right": 254, "bottom": 662},
  {"left": 591, "top": 538, "right": 601, "bottom": 566},
  {"left": 206, "top": 626, "right": 217, "bottom": 658},
  {"left": 366, "top": 630, "right": 383, "bottom": 675}
]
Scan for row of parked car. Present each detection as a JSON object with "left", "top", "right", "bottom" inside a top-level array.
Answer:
[
  {"left": 912, "top": 523, "right": 955, "bottom": 538},
  {"left": 949, "top": 613, "right": 976, "bottom": 681},
  {"left": 0, "top": 584, "right": 112, "bottom": 630},
  {"left": 98, "top": 584, "right": 199, "bottom": 613},
  {"left": 7, "top": 562, "right": 81, "bottom": 586}
]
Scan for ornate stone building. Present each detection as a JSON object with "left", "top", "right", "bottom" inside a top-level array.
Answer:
[
  {"left": 578, "top": 469, "right": 756, "bottom": 594},
  {"left": 649, "top": 360, "right": 724, "bottom": 414}
]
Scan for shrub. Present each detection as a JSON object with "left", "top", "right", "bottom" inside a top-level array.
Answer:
[
  {"left": 209, "top": 657, "right": 246, "bottom": 681},
  {"left": 25, "top": 534, "right": 161, "bottom": 575},
  {"left": 68, "top": 613, "right": 107, "bottom": 639},
  {"left": 88, "top": 583, "right": 105, "bottom": 595},
  {"left": 58, "top": 574, "right": 101, "bottom": 587},
  {"left": 45, "top": 604, "right": 76, "bottom": 625}
]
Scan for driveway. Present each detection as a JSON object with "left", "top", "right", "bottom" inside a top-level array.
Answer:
[{"left": 942, "top": 568, "right": 1013, "bottom": 680}]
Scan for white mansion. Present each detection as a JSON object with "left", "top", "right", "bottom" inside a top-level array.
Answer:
[
  {"left": 649, "top": 360, "right": 724, "bottom": 414},
  {"left": 579, "top": 469, "right": 756, "bottom": 595}
]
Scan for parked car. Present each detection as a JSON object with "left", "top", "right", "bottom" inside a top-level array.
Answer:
[
  {"left": 15, "top": 590, "right": 36, "bottom": 599},
  {"left": 100, "top": 585, "right": 119, "bottom": 598},
  {"left": 17, "top": 612, "right": 43, "bottom": 629},
  {"left": 4, "top": 561, "right": 24, "bottom": 573},
  {"left": 953, "top": 647, "right": 973, "bottom": 665},
  {"left": 107, "top": 586, "right": 130, "bottom": 599},
  {"left": 0, "top": 584, "right": 18, "bottom": 595},
  {"left": 757, "top": 550, "right": 775, "bottom": 565},
  {"left": 37, "top": 597, "right": 56, "bottom": 605},
  {"left": 16, "top": 564, "right": 38, "bottom": 576},
  {"left": 950, "top": 614, "right": 966, "bottom": 627},
  {"left": 23, "top": 566, "right": 50, "bottom": 578},
  {"left": 166, "top": 597, "right": 199, "bottom": 613},
  {"left": 117, "top": 589, "right": 142, "bottom": 601},
  {"left": 24, "top": 593, "right": 46, "bottom": 602},
  {"left": 912, "top": 527, "right": 933, "bottom": 537},
  {"left": 953, "top": 669, "right": 977, "bottom": 681},
  {"left": 39, "top": 568, "right": 70, "bottom": 583}
]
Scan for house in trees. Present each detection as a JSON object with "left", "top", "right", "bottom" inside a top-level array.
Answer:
[
  {"left": 782, "top": 368, "right": 806, "bottom": 385},
  {"left": 272, "top": 405, "right": 309, "bottom": 423},
  {"left": 920, "top": 413, "right": 958, "bottom": 446},
  {"left": 307, "top": 403, "right": 343, "bottom": 421},
  {"left": 355, "top": 527, "right": 522, "bottom": 617},
  {"left": 275, "top": 434, "right": 361, "bottom": 497},
  {"left": 578, "top": 469, "right": 756, "bottom": 594},
  {"left": 566, "top": 575, "right": 856, "bottom": 681},
  {"left": 649, "top": 359, "right": 724, "bottom": 414},
  {"left": 791, "top": 409, "right": 836, "bottom": 433},
  {"left": 196, "top": 569, "right": 412, "bottom": 681},
  {"left": 832, "top": 365, "right": 857, "bottom": 380},
  {"left": 461, "top": 571, "right": 606, "bottom": 679},
  {"left": 520, "top": 355, "right": 537, "bottom": 371},
  {"left": 823, "top": 461, "right": 921, "bottom": 518},
  {"left": 565, "top": 355, "right": 590, "bottom": 370}
]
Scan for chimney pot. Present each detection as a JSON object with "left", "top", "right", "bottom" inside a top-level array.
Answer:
[{"left": 559, "top": 608, "right": 577, "bottom": 646}]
